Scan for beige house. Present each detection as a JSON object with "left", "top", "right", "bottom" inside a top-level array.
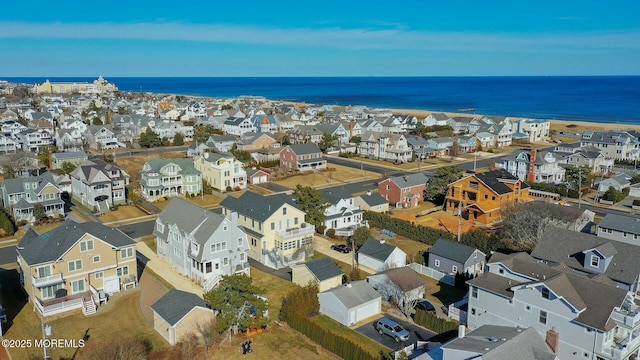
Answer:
[
  {"left": 17, "top": 220, "right": 137, "bottom": 317},
  {"left": 292, "top": 258, "right": 343, "bottom": 292},
  {"left": 237, "top": 132, "right": 278, "bottom": 151},
  {"left": 354, "top": 191, "right": 389, "bottom": 213},
  {"left": 151, "top": 290, "right": 215, "bottom": 346},
  {"left": 194, "top": 152, "right": 247, "bottom": 192}
]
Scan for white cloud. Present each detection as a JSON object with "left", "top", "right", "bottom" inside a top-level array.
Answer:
[{"left": 1, "top": 21, "right": 639, "bottom": 52}]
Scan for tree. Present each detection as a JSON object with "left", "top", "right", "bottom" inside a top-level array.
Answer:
[
  {"left": 173, "top": 132, "right": 184, "bottom": 146},
  {"left": 292, "top": 185, "right": 329, "bottom": 228},
  {"left": 203, "top": 274, "right": 269, "bottom": 334},
  {"left": 318, "top": 133, "right": 338, "bottom": 153},
  {"left": 281, "top": 134, "right": 291, "bottom": 146},
  {"left": 350, "top": 135, "right": 361, "bottom": 144},
  {"left": 92, "top": 116, "right": 103, "bottom": 125},
  {"left": 631, "top": 174, "right": 640, "bottom": 185},
  {"left": 60, "top": 161, "right": 77, "bottom": 175},
  {"left": 138, "top": 127, "right": 161, "bottom": 148},
  {"left": 350, "top": 226, "right": 371, "bottom": 248},
  {"left": 425, "top": 165, "right": 465, "bottom": 203},
  {"left": 76, "top": 336, "right": 148, "bottom": 360},
  {"left": 1, "top": 163, "right": 16, "bottom": 179},
  {"left": 279, "top": 282, "right": 320, "bottom": 320},
  {"left": 604, "top": 186, "right": 626, "bottom": 203},
  {"left": 37, "top": 145, "right": 57, "bottom": 167},
  {"left": 565, "top": 165, "right": 594, "bottom": 192},
  {"left": 193, "top": 318, "right": 223, "bottom": 360}
]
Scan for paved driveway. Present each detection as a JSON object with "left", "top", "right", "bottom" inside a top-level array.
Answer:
[{"left": 355, "top": 315, "right": 436, "bottom": 350}]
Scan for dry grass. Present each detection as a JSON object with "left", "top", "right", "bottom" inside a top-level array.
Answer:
[
  {"left": 273, "top": 165, "right": 380, "bottom": 190},
  {"left": 421, "top": 276, "right": 468, "bottom": 307},
  {"left": 182, "top": 194, "right": 225, "bottom": 209},
  {"left": 250, "top": 268, "right": 294, "bottom": 317},
  {"left": 116, "top": 151, "right": 187, "bottom": 183},
  {"left": 370, "top": 228, "right": 430, "bottom": 262},
  {"left": 99, "top": 205, "right": 147, "bottom": 222}
]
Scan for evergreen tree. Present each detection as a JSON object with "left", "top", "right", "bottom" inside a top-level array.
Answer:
[
  {"left": 318, "top": 133, "right": 338, "bottom": 153},
  {"left": 173, "top": 132, "right": 184, "bottom": 146},
  {"left": 60, "top": 161, "right": 77, "bottom": 175},
  {"left": 292, "top": 185, "right": 329, "bottom": 228}
]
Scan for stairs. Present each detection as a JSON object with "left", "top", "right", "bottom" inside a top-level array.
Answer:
[
  {"left": 203, "top": 275, "right": 222, "bottom": 292},
  {"left": 82, "top": 297, "right": 96, "bottom": 316}
]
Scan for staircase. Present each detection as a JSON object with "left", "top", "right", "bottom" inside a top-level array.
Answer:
[
  {"left": 203, "top": 275, "right": 222, "bottom": 292},
  {"left": 82, "top": 297, "right": 96, "bottom": 316}
]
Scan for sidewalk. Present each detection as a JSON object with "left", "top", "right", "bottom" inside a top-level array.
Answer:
[{"left": 135, "top": 242, "right": 205, "bottom": 298}]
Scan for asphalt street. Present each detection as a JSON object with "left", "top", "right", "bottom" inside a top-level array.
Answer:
[
  {"left": 117, "top": 220, "right": 156, "bottom": 239},
  {"left": 356, "top": 314, "right": 436, "bottom": 350},
  {"left": 0, "top": 246, "right": 16, "bottom": 267}
]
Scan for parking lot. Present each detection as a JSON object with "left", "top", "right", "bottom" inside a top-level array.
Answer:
[{"left": 355, "top": 315, "right": 436, "bottom": 350}]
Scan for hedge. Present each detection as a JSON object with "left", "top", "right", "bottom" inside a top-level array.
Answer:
[
  {"left": 0, "top": 209, "right": 16, "bottom": 235},
  {"left": 414, "top": 309, "right": 459, "bottom": 333},
  {"left": 363, "top": 211, "right": 454, "bottom": 245}
]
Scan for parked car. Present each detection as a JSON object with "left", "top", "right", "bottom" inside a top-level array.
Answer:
[
  {"left": 415, "top": 300, "right": 436, "bottom": 313},
  {"left": 375, "top": 318, "right": 410, "bottom": 342},
  {"left": 330, "top": 244, "right": 352, "bottom": 253}
]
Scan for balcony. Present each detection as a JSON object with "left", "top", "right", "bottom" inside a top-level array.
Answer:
[
  {"left": 32, "top": 273, "right": 64, "bottom": 288},
  {"left": 612, "top": 307, "right": 640, "bottom": 327},
  {"left": 603, "top": 332, "right": 640, "bottom": 360},
  {"left": 274, "top": 223, "right": 315, "bottom": 241}
]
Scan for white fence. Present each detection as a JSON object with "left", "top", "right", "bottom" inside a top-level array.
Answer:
[{"left": 409, "top": 262, "right": 456, "bottom": 286}]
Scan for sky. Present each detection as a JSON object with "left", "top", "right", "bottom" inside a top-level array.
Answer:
[{"left": 1, "top": 1, "right": 639, "bottom": 77}]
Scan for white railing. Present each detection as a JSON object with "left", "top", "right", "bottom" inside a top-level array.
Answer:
[
  {"left": 275, "top": 224, "right": 315, "bottom": 240},
  {"left": 204, "top": 274, "right": 222, "bottom": 292},
  {"left": 612, "top": 309, "right": 640, "bottom": 327},
  {"left": 36, "top": 297, "right": 84, "bottom": 316},
  {"left": 32, "top": 273, "right": 64, "bottom": 288}
]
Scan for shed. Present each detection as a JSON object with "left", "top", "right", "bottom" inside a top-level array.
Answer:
[
  {"left": 151, "top": 290, "right": 214, "bottom": 345},
  {"left": 318, "top": 281, "right": 381, "bottom": 326},
  {"left": 357, "top": 238, "right": 407, "bottom": 272},
  {"left": 292, "top": 257, "right": 344, "bottom": 292}
]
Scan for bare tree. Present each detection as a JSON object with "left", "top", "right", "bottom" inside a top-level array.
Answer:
[
  {"left": 193, "top": 317, "right": 223, "bottom": 360},
  {"left": 76, "top": 336, "right": 148, "bottom": 360}
]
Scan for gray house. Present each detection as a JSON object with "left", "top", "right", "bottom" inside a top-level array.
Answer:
[
  {"left": 0, "top": 172, "right": 65, "bottom": 224},
  {"left": 69, "top": 159, "right": 129, "bottom": 210},
  {"left": 366, "top": 266, "right": 426, "bottom": 305},
  {"left": 318, "top": 281, "right": 381, "bottom": 326},
  {"left": 357, "top": 239, "right": 407, "bottom": 272},
  {"left": 154, "top": 197, "right": 249, "bottom": 291},
  {"left": 427, "top": 239, "right": 486, "bottom": 276},
  {"left": 597, "top": 213, "right": 640, "bottom": 245}
]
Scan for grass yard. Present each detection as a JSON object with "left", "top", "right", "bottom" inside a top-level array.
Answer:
[
  {"left": 371, "top": 229, "right": 431, "bottom": 263},
  {"left": 99, "top": 205, "right": 147, "bottom": 223},
  {"left": 4, "top": 292, "right": 168, "bottom": 360},
  {"left": 250, "top": 267, "right": 294, "bottom": 317},
  {"left": 273, "top": 165, "right": 380, "bottom": 190},
  {"left": 116, "top": 151, "right": 186, "bottom": 183},
  {"left": 312, "top": 315, "right": 390, "bottom": 355},
  {"left": 183, "top": 193, "right": 225, "bottom": 209},
  {"left": 422, "top": 276, "right": 468, "bottom": 307}
]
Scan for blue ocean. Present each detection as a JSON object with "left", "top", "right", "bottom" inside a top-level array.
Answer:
[{"left": 5, "top": 76, "right": 640, "bottom": 125}]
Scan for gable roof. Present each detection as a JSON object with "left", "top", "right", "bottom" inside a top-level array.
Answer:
[
  {"left": 428, "top": 238, "right": 483, "bottom": 264},
  {"left": 150, "top": 289, "right": 208, "bottom": 326},
  {"left": 384, "top": 173, "right": 428, "bottom": 189},
  {"left": 304, "top": 258, "right": 343, "bottom": 281},
  {"left": 473, "top": 169, "right": 527, "bottom": 195},
  {"left": 320, "top": 280, "right": 380, "bottom": 308},
  {"left": 285, "top": 143, "right": 322, "bottom": 155},
  {"left": 599, "top": 213, "right": 640, "bottom": 234},
  {"left": 376, "top": 266, "right": 425, "bottom": 291},
  {"left": 220, "top": 191, "right": 297, "bottom": 223},
  {"left": 17, "top": 219, "right": 135, "bottom": 265},
  {"left": 358, "top": 238, "right": 399, "bottom": 262},
  {"left": 358, "top": 192, "right": 388, "bottom": 207}
]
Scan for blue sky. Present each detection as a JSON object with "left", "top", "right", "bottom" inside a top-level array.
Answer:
[{"left": 1, "top": 1, "right": 639, "bottom": 76}]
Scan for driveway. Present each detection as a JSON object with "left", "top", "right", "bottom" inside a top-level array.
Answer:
[
  {"left": 313, "top": 236, "right": 376, "bottom": 274},
  {"left": 355, "top": 314, "right": 436, "bottom": 351}
]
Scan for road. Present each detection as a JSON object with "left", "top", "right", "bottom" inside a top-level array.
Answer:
[
  {"left": 355, "top": 315, "right": 436, "bottom": 350},
  {"left": 117, "top": 220, "right": 156, "bottom": 239},
  {"left": 326, "top": 157, "right": 412, "bottom": 177},
  {"left": 0, "top": 246, "right": 16, "bottom": 267}
]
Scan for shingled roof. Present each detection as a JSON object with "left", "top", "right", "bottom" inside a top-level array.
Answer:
[
  {"left": 428, "top": 238, "right": 483, "bottom": 264},
  {"left": 151, "top": 290, "right": 209, "bottom": 326}
]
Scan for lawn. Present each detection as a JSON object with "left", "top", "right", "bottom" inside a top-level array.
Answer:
[
  {"left": 307, "top": 252, "right": 366, "bottom": 280},
  {"left": 422, "top": 276, "right": 468, "bottom": 307},
  {"left": 250, "top": 267, "right": 294, "bottom": 317},
  {"left": 183, "top": 193, "right": 224, "bottom": 209},
  {"left": 4, "top": 292, "right": 168, "bottom": 360},
  {"left": 273, "top": 165, "right": 380, "bottom": 190},
  {"left": 312, "top": 315, "right": 390, "bottom": 355},
  {"left": 99, "top": 205, "right": 148, "bottom": 223}
]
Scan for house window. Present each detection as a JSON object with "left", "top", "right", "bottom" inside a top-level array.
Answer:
[
  {"left": 223, "top": 225, "right": 228, "bottom": 231},
  {"left": 271, "top": 222, "right": 275, "bottom": 230},
  {"left": 80, "top": 240, "right": 94, "bottom": 252},
  {"left": 206, "top": 262, "right": 212, "bottom": 273},
  {"left": 471, "top": 286, "right": 478, "bottom": 299},
  {"left": 95, "top": 271, "right": 104, "bottom": 279},
  {"left": 71, "top": 279, "right": 86, "bottom": 294},
  {"left": 541, "top": 287, "right": 550, "bottom": 299},
  {"left": 117, "top": 266, "right": 129, "bottom": 277},
  {"left": 474, "top": 252, "right": 477, "bottom": 259},
  {"left": 173, "top": 248, "right": 182, "bottom": 257},
  {"left": 294, "top": 217, "right": 299, "bottom": 225},
  {"left": 37, "top": 265, "right": 52, "bottom": 278},
  {"left": 238, "top": 237, "right": 243, "bottom": 247},
  {"left": 283, "top": 207, "right": 287, "bottom": 215},
  {"left": 223, "top": 257, "right": 229, "bottom": 266},
  {"left": 591, "top": 255, "right": 600, "bottom": 268},
  {"left": 251, "top": 238, "right": 257, "bottom": 247},
  {"left": 623, "top": 232, "right": 628, "bottom": 238},
  {"left": 539, "top": 310, "right": 548, "bottom": 325},
  {"left": 121, "top": 247, "right": 134, "bottom": 259},
  {"left": 93, "top": 255, "right": 100, "bottom": 263},
  {"left": 434, "top": 259, "right": 440, "bottom": 268},
  {"left": 386, "top": 185, "right": 390, "bottom": 190},
  {"left": 68, "top": 259, "right": 82, "bottom": 272},
  {"left": 452, "top": 265, "right": 458, "bottom": 273},
  {"left": 240, "top": 253, "right": 245, "bottom": 261},
  {"left": 41, "top": 284, "right": 64, "bottom": 299}
]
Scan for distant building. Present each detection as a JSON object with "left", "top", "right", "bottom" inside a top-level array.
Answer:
[
  {"left": 50, "top": 151, "right": 88, "bottom": 170},
  {"left": 34, "top": 76, "right": 118, "bottom": 94}
]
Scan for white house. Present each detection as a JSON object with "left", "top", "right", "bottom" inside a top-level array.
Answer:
[
  {"left": 357, "top": 239, "right": 407, "bottom": 272},
  {"left": 318, "top": 281, "right": 381, "bottom": 326}
]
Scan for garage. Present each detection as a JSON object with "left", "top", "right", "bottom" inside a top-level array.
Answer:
[
  {"left": 247, "top": 169, "right": 270, "bottom": 184},
  {"left": 318, "top": 281, "right": 381, "bottom": 326}
]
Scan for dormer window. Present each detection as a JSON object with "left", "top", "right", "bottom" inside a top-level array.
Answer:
[
  {"left": 541, "top": 287, "right": 550, "bottom": 300},
  {"left": 591, "top": 255, "right": 600, "bottom": 268}
]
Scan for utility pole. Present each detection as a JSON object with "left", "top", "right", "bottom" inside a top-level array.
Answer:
[{"left": 457, "top": 201, "right": 462, "bottom": 242}]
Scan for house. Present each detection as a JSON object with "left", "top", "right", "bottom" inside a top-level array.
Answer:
[
  {"left": 355, "top": 191, "right": 389, "bottom": 213},
  {"left": 17, "top": 219, "right": 137, "bottom": 317},
  {"left": 445, "top": 169, "right": 531, "bottom": 224},
  {"left": 513, "top": 118, "right": 551, "bottom": 142},
  {"left": 140, "top": 159, "right": 202, "bottom": 201},
  {"left": 580, "top": 131, "right": 640, "bottom": 161},
  {"left": 598, "top": 173, "right": 631, "bottom": 193},
  {"left": 246, "top": 168, "right": 271, "bottom": 185},
  {"left": 220, "top": 191, "right": 315, "bottom": 269},
  {"left": 194, "top": 152, "right": 247, "bottom": 192},
  {"left": 0, "top": 134, "right": 17, "bottom": 154},
  {"left": 406, "top": 136, "right": 432, "bottom": 160},
  {"left": 357, "top": 133, "right": 412, "bottom": 163},
  {"left": 151, "top": 121, "right": 194, "bottom": 142},
  {"left": 154, "top": 198, "right": 249, "bottom": 290},
  {"left": 357, "top": 239, "right": 407, "bottom": 272},
  {"left": 475, "top": 132, "right": 496, "bottom": 149},
  {"left": 0, "top": 172, "right": 65, "bottom": 223},
  {"left": 555, "top": 145, "right": 613, "bottom": 174},
  {"left": 423, "top": 113, "right": 453, "bottom": 127},
  {"left": 223, "top": 117, "right": 256, "bottom": 136},
  {"left": 427, "top": 239, "right": 486, "bottom": 276},
  {"left": 291, "top": 258, "right": 343, "bottom": 292},
  {"left": 597, "top": 213, "right": 640, "bottom": 245},
  {"left": 151, "top": 290, "right": 215, "bottom": 346},
  {"left": 495, "top": 149, "right": 566, "bottom": 184},
  {"left": 237, "top": 132, "right": 277, "bottom": 151},
  {"left": 248, "top": 115, "right": 278, "bottom": 133},
  {"left": 86, "top": 125, "right": 119, "bottom": 150},
  {"left": 289, "top": 125, "right": 323, "bottom": 144},
  {"left": 70, "top": 159, "right": 128, "bottom": 210},
  {"left": 50, "top": 151, "right": 88, "bottom": 170},
  {"left": 531, "top": 226, "right": 640, "bottom": 290},
  {"left": 279, "top": 143, "right": 326, "bottom": 173},
  {"left": 206, "top": 134, "right": 238, "bottom": 153},
  {"left": 467, "top": 251, "right": 637, "bottom": 360},
  {"left": 318, "top": 281, "right": 382, "bottom": 327},
  {"left": 321, "top": 188, "right": 366, "bottom": 236},
  {"left": 378, "top": 173, "right": 428, "bottom": 208},
  {"left": 366, "top": 266, "right": 426, "bottom": 305},
  {"left": 315, "top": 123, "right": 350, "bottom": 145},
  {"left": 426, "top": 137, "right": 454, "bottom": 156},
  {"left": 18, "top": 128, "right": 53, "bottom": 152},
  {"left": 54, "top": 128, "right": 84, "bottom": 151},
  {"left": 420, "top": 325, "right": 559, "bottom": 360}
]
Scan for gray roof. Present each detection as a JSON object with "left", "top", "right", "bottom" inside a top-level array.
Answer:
[
  {"left": 320, "top": 280, "right": 380, "bottom": 309},
  {"left": 304, "top": 258, "right": 344, "bottom": 281},
  {"left": 599, "top": 213, "right": 640, "bottom": 234},
  {"left": 220, "top": 191, "right": 297, "bottom": 223},
  {"left": 358, "top": 192, "right": 388, "bottom": 207},
  {"left": 144, "top": 158, "right": 200, "bottom": 175},
  {"left": 358, "top": 239, "right": 398, "bottom": 262},
  {"left": 51, "top": 151, "right": 87, "bottom": 161},
  {"left": 467, "top": 272, "right": 520, "bottom": 299},
  {"left": 17, "top": 219, "right": 135, "bottom": 265},
  {"left": 428, "top": 238, "right": 484, "bottom": 264},
  {"left": 150, "top": 289, "right": 208, "bottom": 326},
  {"left": 474, "top": 169, "right": 529, "bottom": 195},
  {"left": 385, "top": 173, "right": 428, "bottom": 189},
  {"left": 442, "top": 326, "right": 556, "bottom": 360},
  {"left": 531, "top": 226, "right": 640, "bottom": 286},
  {"left": 320, "top": 188, "right": 352, "bottom": 205},
  {"left": 285, "top": 143, "right": 322, "bottom": 155}
]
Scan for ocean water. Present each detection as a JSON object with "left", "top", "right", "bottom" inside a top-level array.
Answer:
[{"left": 5, "top": 76, "right": 640, "bottom": 125}]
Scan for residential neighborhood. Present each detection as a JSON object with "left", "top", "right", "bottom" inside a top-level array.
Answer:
[{"left": 2, "top": 78, "right": 640, "bottom": 360}]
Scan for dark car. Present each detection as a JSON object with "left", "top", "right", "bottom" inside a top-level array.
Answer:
[
  {"left": 330, "top": 244, "right": 352, "bottom": 253},
  {"left": 415, "top": 300, "right": 436, "bottom": 313}
]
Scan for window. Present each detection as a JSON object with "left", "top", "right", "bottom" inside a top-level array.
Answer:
[
  {"left": 452, "top": 265, "right": 458, "bottom": 273},
  {"left": 121, "top": 247, "right": 133, "bottom": 259},
  {"left": 238, "top": 237, "right": 243, "bottom": 247},
  {"left": 386, "top": 185, "right": 390, "bottom": 190},
  {"left": 498, "top": 268, "right": 504, "bottom": 274},
  {"left": 474, "top": 252, "right": 477, "bottom": 259},
  {"left": 94, "top": 271, "right": 103, "bottom": 279},
  {"left": 623, "top": 232, "right": 628, "bottom": 238},
  {"left": 93, "top": 255, "right": 100, "bottom": 263},
  {"left": 251, "top": 238, "right": 257, "bottom": 247},
  {"left": 68, "top": 259, "right": 82, "bottom": 272},
  {"left": 434, "top": 259, "right": 440, "bottom": 267},
  {"left": 271, "top": 222, "right": 275, "bottom": 230},
  {"left": 283, "top": 207, "right": 287, "bottom": 215},
  {"left": 541, "top": 287, "right": 550, "bottom": 299},
  {"left": 117, "top": 266, "right": 129, "bottom": 277},
  {"left": 41, "top": 284, "right": 64, "bottom": 299},
  {"left": 539, "top": 310, "right": 547, "bottom": 325},
  {"left": 471, "top": 308, "right": 476, "bottom": 315},
  {"left": 240, "top": 253, "right": 245, "bottom": 261},
  {"left": 591, "top": 255, "right": 600, "bottom": 268},
  {"left": 37, "top": 265, "right": 52, "bottom": 278},
  {"left": 173, "top": 248, "right": 182, "bottom": 257},
  {"left": 471, "top": 286, "right": 478, "bottom": 299},
  {"left": 71, "top": 279, "right": 86, "bottom": 294},
  {"left": 80, "top": 240, "right": 94, "bottom": 252},
  {"left": 223, "top": 257, "right": 229, "bottom": 266}
]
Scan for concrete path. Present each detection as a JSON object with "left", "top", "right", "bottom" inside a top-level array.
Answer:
[{"left": 135, "top": 242, "right": 205, "bottom": 298}]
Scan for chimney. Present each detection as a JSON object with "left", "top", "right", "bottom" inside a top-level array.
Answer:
[
  {"left": 527, "top": 149, "right": 537, "bottom": 183},
  {"left": 458, "top": 325, "right": 466, "bottom": 339},
  {"left": 230, "top": 211, "right": 238, "bottom": 225},
  {"left": 545, "top": 329, "right": 560, "bottom": 354},
  {"left": 403, "top": 175, "right": 408, "bottom": 181}
]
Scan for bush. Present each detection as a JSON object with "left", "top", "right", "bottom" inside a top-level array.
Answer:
[
  {"left": 414, "top": 309, "right": 459, "bottom": 333},
  {"left": 225, "top": 186, "right": 232, "bottom": 192},
  {"left": 633, "top": 199, "right": 640, "bottom": 206},
  {"left": 316, "top": 225, "right": 326, "bottom": 235},
  {"left": 325, "top": 228, "right": 336, "bottom": 238}
]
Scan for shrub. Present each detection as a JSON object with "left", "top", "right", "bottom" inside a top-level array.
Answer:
[
  {"left": 414, "top": 309, "right": 459, "bottom": 333},
  {"left": 316, "top": 225, "right": 326, "bottom": 235},
  {"left": 226, "top": 185, "right": 233, "bottom": 192},
  {"left": 633, "top": 199, "right": 640, "bottom": 206},
  {"left": 325, "top": 228, "right": 336, "bottom": 238}
]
